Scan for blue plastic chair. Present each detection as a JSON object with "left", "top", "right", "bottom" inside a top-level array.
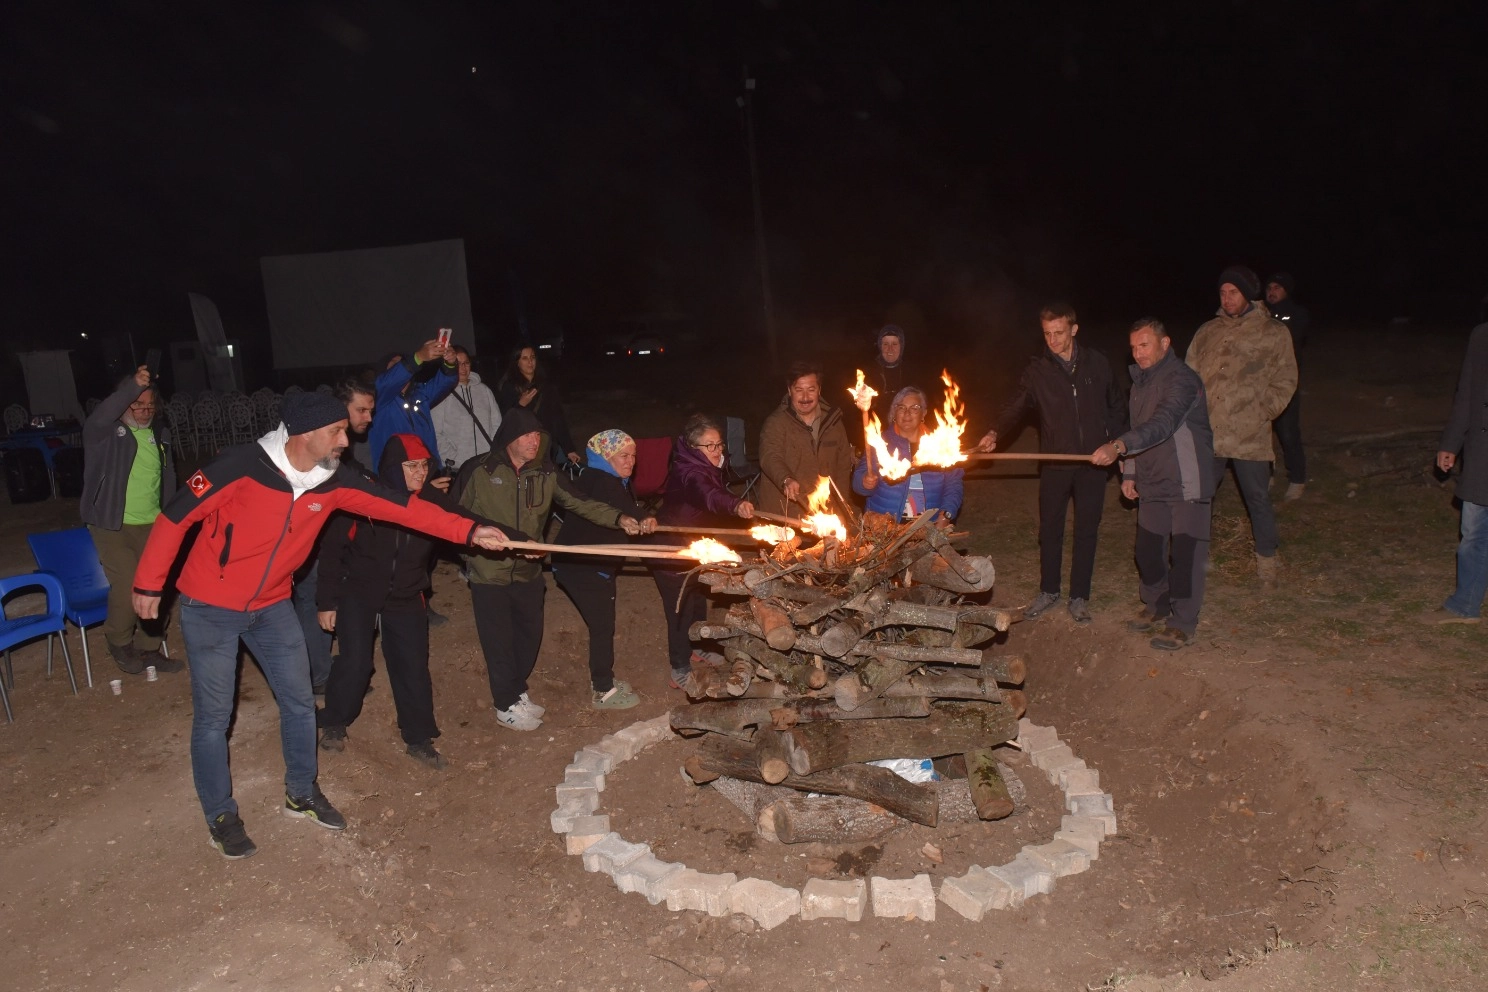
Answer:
[
  {"left": 0, "top": 572, "right": 79, "bottom": 723},
  {"left": 27, "top": 528, "right": 113, "bottom": 689}
]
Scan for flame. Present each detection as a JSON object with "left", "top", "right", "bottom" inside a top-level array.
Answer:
[
  {"left": 847, "top": 369, "right": 878, "bottom": 413},
  {"left": 864, "top": 412, "right": 912, "bottom": 482},
  {"left": 802, "top": 476, "right": 847, "bottom": 541},
  {"left": 685, "top": 538, "right": 741, "bottom": 564},
  {"left": 749, "top": 524, "right": 796, "bottom": 544},
  {"left": 912, "top": 370, "right": 969, "bottom": 468}
]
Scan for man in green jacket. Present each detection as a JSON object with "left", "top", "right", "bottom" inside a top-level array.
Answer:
[
  {"left": 460, "top": 407, "right": 644, "bottom": 730},
  {"left": 1186, "top": 266, "right": 1297, "bottom": 591}
]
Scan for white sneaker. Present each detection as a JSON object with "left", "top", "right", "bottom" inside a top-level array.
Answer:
[
  {"left": 494, "top": 705, "right": 542, "bottom": 731},
  {"left": 516, "top": 692, "right": 545, "bottom": 718}
]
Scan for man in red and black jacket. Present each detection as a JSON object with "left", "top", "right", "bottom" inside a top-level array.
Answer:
[{"left": 132, "top": 391, "right": 511, "bottom": 860}]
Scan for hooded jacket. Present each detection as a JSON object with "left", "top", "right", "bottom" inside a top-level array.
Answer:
[
  {"left": 1117, "top": 349, "right": 1216, "bottom": 503},
  {"left": 316, "top": 434, "right": 480, "bottom": 612},
  {"left": 1439, "top": 322, "right": 1488, "bottom": 505},
  {"left": 553, "top": 450, "right": 646, "bottom": 569},
  {"left": 81, "top": 376, "right": 176, "bottom": 530},
  {"left": 756, "top": 397, "right": 855, "bottom": 517},
  {"left": 993, "top": 341, "right": 1126, "bottom": 457},
  {"left": 459, "top": 407, "right": 624, "bottom": 584},
  {"left": 658, "top": 435, "right": 745, "bottom": 529},
  {"left": 432, "top": 371, "right": 502, "bottom": 469},
  {"left": 851, "top": 425, "right": 964, "bottom": 520},
  {"left": 868, "top": 325, "right": 913, "bottom": 412},
  {"left": 370, "top": 354, "right": 457, "bottom": 468},
  {"left": 1186, "top": 302, "right": 1297, "bottom": 461}
]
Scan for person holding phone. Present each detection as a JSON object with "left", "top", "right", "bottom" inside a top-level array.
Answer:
[
  {"left": 496, "top": 345, "right": 579, "bottom": 466},
  {"left": 369, "top": 334, "right": 459, "bottom": 473}
]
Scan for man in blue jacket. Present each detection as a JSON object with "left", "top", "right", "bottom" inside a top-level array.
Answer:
[
  {"left": 1091, "top": 319, "right": 1216, "bottom": 650},
  {"left": 369, "top": 336, "right": 458, "bottom": 469}
]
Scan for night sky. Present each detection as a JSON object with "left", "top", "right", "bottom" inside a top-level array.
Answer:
[{"left": 5, "top": 1, "right": 1486, "bottom": 388}]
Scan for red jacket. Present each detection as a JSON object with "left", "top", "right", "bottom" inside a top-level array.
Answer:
[{"left": 134, "top": 442, "right": 479, "bottom": 612}]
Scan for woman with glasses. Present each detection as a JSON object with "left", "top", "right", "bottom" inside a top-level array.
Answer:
[
  {"left": 853, "top": 386, "right": 964, "bottom": 523},
  {"left": 652, "top": 413, "right": 754, "bottom": 690}
]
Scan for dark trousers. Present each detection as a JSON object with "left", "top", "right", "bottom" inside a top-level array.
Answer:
[
  {"left": 553, "top": 564, "right": 618, "bottom": 692},
  {"left": 1134, "top": 499, "right": 1212, "bottom": 636},
  {"left": 1037, "top": 465, "right": 1109, "bottom": 600},
  {"left": 90, "top": 523, "right": 168, "bottom": 652},
  {"left": 291, "top": 559, "right": 334, "bottom": 687},
  {"left": 318, "top": 598, "right": 437, "bottom": 745},
  {"left": 652, "top": 567, "right": 708, "bottom": 677},
  {"left": 1272, "top": 391, "right": 1306, "bottom": 485},
  {"left": 1214, "top": 456, "right": 1279, "bottom": 556},
  {"left": 470, "top": 579, "right": 546, "bottom": 711}
]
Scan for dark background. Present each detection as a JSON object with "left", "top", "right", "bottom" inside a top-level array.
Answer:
[{"left": 3, "top": 0, "right": 1486, "bottom": 400}]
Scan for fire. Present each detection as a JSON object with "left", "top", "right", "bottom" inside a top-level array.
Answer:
[
  {"left": 802, "top": 476, "right": 847, "bottom": 542},
  {"left": 846, "top": 369, "right": 878, "bottom": 413},
  {"left": 912, "top": 370, "right": 968, "bottom": 468},
  {"left": 749, "top": 524, "right": 796, "bottom": 544},
  {"left": 864, "top": 411, "right": 912, "bottom": 482},
  {"left": 684, "top": 538, "right": 741, "bottom": 564}
]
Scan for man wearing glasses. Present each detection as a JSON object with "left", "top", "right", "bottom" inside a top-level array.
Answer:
[
  {"left": 977, "top": 302, "right": 1125, "bottom": 624},
  {"left": 81, "top": 364, "right": 183, "bottom": 675}
]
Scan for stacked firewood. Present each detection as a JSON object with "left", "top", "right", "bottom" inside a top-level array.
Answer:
[{"left": 670, "top": 510, "right": 1028, "bottom": 839}]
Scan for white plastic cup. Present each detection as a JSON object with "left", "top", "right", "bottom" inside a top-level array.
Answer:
[
  {"left": 109, "top": 679, "right": 123, "bottom": 696},
  {"left": 145, "top": 665, "right": 158, "bottom": 682}
]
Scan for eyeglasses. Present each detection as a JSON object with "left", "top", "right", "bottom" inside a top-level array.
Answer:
[
  {"left": 129, "top": 404, "right": 156, "bottom": 412},
  {"left": 898, "top": 404, "right": 924, "bottom": 413},
  {"left": 695, "top": 441, "right": 726, "bottom": 452},
  {"left": 402, "top": 460, "right": 429, "bottom": 472}
]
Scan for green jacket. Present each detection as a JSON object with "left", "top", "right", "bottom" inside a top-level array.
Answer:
[
  {"left": 460, "top": 430, "right": 623, "bottom": 585},
  {"left": 1187, "top": 302, "right": 1297, "bottom": 461}
]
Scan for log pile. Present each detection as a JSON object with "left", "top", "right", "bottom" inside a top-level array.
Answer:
[{"left": 670, "top": 510, "right": 1028, "bottom": 838}]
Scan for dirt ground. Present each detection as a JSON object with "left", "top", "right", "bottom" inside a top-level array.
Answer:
[{"left": 1, "top": 326, "right": 1484, "bottom": 991}]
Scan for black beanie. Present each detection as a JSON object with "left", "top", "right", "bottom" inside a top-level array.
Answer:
[
  {"left": 282, "top": 391, "right": 348, "bottom": 435},
  {"left": 1266, "top": 271, "right": 1295, "bottom": 295},
  {"left": 1217, "top": 266, "right": 1261, "bottom": 301}
]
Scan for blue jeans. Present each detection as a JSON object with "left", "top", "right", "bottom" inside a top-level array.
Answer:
[
  {"left": 1445, "top": 500, "right": 1488, "bottom": 618},
  {"left": 1215, "top": 457, "right": 1279, "bottom": 557},
  {"left": 179, "top": 595, "right": 318, "bottom": 823},
  {"left": 292, "top": 560, "right": 335, "bottom": 686}
]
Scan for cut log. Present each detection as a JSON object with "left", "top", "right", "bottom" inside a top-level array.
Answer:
[
  {"left": 695, "top": 737, "right": 938, "bottom": 825},
  {"left": 879, "top": 672, "right": 1007, "bottom": 703},
  {"left": 768, "top": 695, "right": 932, "bottom": 730},
  {"left": 683, "top": 755, "right": 721, "bottom": 784},
  {"left": 761, "top": 795, "right": 905, "bottom": 845},
  {"left": 818, "top": 615, "right": 866, "bottom": 658},
  {"left": 965, "top": 747, "right": 1015, "bottom": 820},
  {"left": 731, "top": 636, "right": 817, "bottom": 694},
  {"left": 754, "top": 729, "right": 794, "bottom": 784},
  {"left": 1001, "top": 689, "right": 1027, "bottom": 718},
  {"left": 908, "top": 549, "right": 995, "bottom": 593},
  {"left": 833, "top": 657, "right": 916, "bottom": 711},
  {"left": 983, "top": 651, "right": 1027, "bottom": 685},
  {"left": 750, "top": 598, "right": 797, "bottom": 651},
  {"left": 785, "top": 701, "right": 1020, "bottom": 775},
  {"left": 850, "top": 642, "right": 982, "bottom": 666},
  {"left": 957, "top": 606, "right": 1022, "bottom": 631},
  {"left": 726, "top": 653, "right": 754, "bottom": 696},
  {"left": 669, "top": 695, "right": 932, "bottom": 738}
]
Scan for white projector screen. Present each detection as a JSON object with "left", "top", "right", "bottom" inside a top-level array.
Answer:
[{"left": 262, "top": 238, "right": 475, "bottom": 369}]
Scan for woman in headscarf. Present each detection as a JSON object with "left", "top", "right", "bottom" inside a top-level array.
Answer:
[
  {"left": 853, "top": 385, "right": 964, "bottom": 523},
  {"left": 552, "top": 430, "right": 656, "bottom": 709},
  {"left": 652, "top": 413, "right": 754, "bottom": 690},
  {"left": 495, "top": 344, "right": 579, "bottom": 466}
]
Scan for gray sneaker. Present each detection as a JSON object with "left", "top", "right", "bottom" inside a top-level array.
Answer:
[
  {"left": 1067, "top": 598, "right": 1092, "bottom": 624},
  {"left": 1024, "top": 591, "right": 1061, "bottom": 619}
]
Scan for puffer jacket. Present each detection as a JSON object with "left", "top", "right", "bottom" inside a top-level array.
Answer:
[
  {"left": 459, "top": 407, "right": 623, "bottom": 585},
  {"left": 1440, "top": 322, "right": 1488, "bottom": 505},
  {"left": 81, "top": 377, "right": 176, "bottom": 530},
  {"left": 756, "top": 398, "right": 855, "bottom": 517},
  {"left": 851, "top": 426, "right": 964, "bottom": 520},
  {"left": 657, "top": 436, "right": 745, "bottom": 529},
  {"left": 1118, "top": 349, "right": 1216, "bottom": 503},
  {"left": 1186, "top": 302, "right": 1297, "bottom": 461}
]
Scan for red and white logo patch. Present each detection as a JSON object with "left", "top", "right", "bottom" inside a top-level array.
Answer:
[
  {"left": 308, "top": 502, "right": 323, "bottom": 512},
  {"left": 187, "top": 470, "right": 212, "bottom": 497}
]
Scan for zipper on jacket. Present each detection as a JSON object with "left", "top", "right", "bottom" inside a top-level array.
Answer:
[
  {"left": 245, "top": 502, "right": 296, "bottom": 609},
  {"left": 218, "top": 523, "right": 234, "bottom": 575}
]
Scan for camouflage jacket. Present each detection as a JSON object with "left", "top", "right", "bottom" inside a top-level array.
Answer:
[{"left": 1186, "top": 302, "right": 1297, "bottom": 461}]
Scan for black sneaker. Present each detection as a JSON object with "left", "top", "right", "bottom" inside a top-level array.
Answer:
[
  {"left": 283, "top": 786, "right": 347, "bottom": 830},
  {"left": 406, "top": 740, "right": 447, "bottom": 769},
  {"left": 319, "top": 726, "right": 347, "bottom": 752},
  {"left": 109, "top": 642, "right": 145, "bottom": 675},
  {"left": 208, "top": 811, "right": 258, "bottom": 859}
]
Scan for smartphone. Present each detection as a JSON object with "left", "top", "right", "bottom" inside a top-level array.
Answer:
[
  {"left": 437, "top": 327, "right": 452, "bottom": 348},
  {"left": 144, "top": 348, "right": 162, "bottom": 378}
]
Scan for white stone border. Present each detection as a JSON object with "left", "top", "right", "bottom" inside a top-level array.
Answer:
[{"left": 549, "top": 715, "right": 1117, "bottom": 927}]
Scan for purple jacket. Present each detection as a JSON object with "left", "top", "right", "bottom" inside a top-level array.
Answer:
[{"left": 658, "top": 435, "right": 742, "bottom": 528}]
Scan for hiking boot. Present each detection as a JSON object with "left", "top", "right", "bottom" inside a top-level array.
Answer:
[
  {"left": 1256, "top": 553, "right": 1281, "bottom": 592},
  {"left": 1023, "top": 591, "right": 1061, "bottom": 619},
  {"left": 1419, "top": 607, "right": 1481, "bottom": 625},
  {"left": 1283, "top": 482, "right": 1305, "bottom": 501},
  {"left": 1127, "top": 606, "right": 1168, "bottom": 633},
  {"left": 283, "top": 786, "right": 347, "bottom": 830},
  {"left": 406, "top": 740, "right": 447, "bottom": 769},
  {"left": 494, "top": 704, "right": 542, "bottom": 731},
  {"left": 109, "top": 642, "right": 145, "bottom": 675},
  {"left": 319, "top": 725, "right": 347, "bottom": 752},
  {"left": 1150, "top": 627, "right": 1192, "bottom": 651},
  {"left": 516, "top": 691, "right": 545, "bottom": 718},
  {"left": 1067, "top": 598, "right": 1092, "bottom": 624},
  {"left": 208, "top": 811, "right": 257, "bottom": 859},
  {"left": 142, "top": 644, "right": 184, "bottom": 673},
  {"left": 592, "top": 680, "right": 640, "bottom": 710}
]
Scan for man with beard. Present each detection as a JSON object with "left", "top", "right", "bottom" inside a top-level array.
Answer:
[{"left": 757, "top": 362, "right": 855, "bottom": 518}]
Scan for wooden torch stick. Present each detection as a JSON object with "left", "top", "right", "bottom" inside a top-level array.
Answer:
[
  {"left": 962, "top": 452, "right": 1094, "bottom": 462},
  {"left": 496, "top": 539, "right": 718, "bottom": 562},
  {"left": 751, "top": 510, "right": 800, "bottom": 526},
  {"left": 649, "top": 524, "right": 770, "bottom": 538}
]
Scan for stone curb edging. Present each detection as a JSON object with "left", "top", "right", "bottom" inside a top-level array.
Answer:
[{"left": 550, "top": 714, "right": 1117, "bottom": 928}]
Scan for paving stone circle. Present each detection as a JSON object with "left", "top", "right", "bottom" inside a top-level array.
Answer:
[{"left": 550, "top": 714, "right": 1117, "bottom": 927}]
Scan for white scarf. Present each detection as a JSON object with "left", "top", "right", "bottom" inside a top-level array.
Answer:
[{"left": 259, "top": 425, "right": 337, "bottom": 499}]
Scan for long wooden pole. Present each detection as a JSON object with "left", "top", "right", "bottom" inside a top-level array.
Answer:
[
  {"left": 496, "top": 539, "right": 720, "bottom": 562},
  {"left": 752, "top": 509, "right": 799, "bottom": 526},
  {"left": 961, "top": 452, "right": 1093, "bottom": 462},
  {"left": 650, "top": 525, "right": 770, "bottom": 538}
]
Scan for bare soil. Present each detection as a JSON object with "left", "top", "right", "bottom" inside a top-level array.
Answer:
[{"left": 1, "top": 326, "right": 1484, "bottom": 991}]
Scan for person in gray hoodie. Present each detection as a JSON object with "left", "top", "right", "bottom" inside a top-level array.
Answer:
[{"left": 1091, "top": 319, "right": 1215, "bottom": 651}]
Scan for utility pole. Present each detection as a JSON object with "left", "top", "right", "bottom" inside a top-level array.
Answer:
[{"left": 738, "top": 67, "right": 779, "bottom": 372}]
